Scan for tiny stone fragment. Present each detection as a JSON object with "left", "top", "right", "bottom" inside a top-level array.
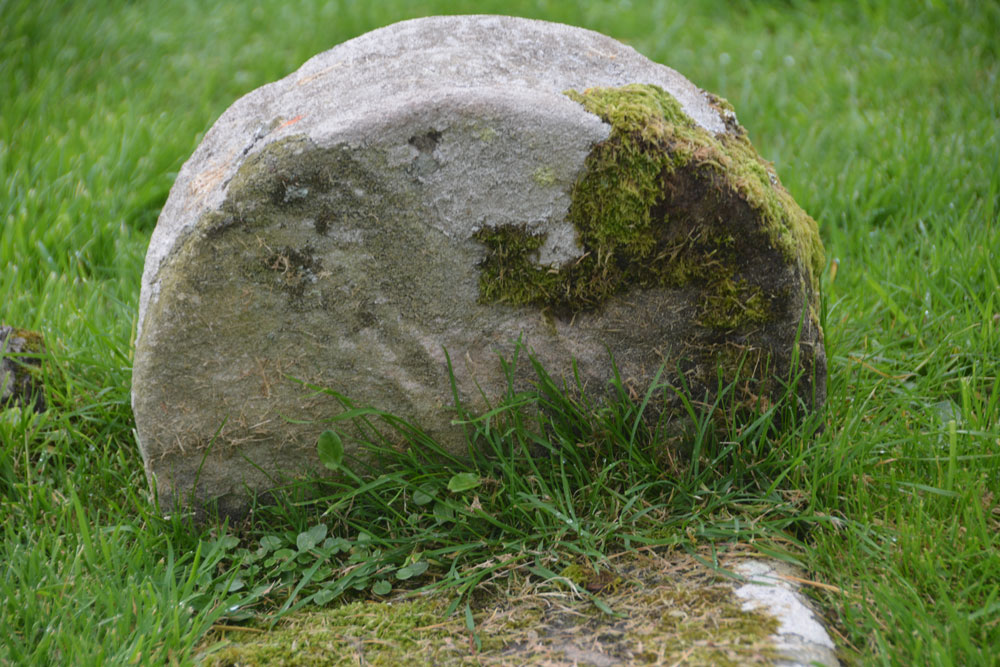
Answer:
[{"left": 0, "top": 324, "right": 46, "bottom": 412}]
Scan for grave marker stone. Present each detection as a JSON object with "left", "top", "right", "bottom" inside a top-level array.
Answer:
[{"left": 132, "top": 16, "right": 825, "bottom": 516}]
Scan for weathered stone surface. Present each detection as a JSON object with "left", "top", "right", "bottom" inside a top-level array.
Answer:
[
  {"left": 733, "top": 560, "right": 840, "bottom": 666},
  {"left": 1, "top": 325, "right": 46, "bottom": 412},
  {"left": 133, "top": 15, "right": 825, "bottom": 515}
]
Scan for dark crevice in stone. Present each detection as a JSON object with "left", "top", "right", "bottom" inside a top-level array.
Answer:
[{"left": 409, "top": 130, "right": 442, "bottom": 154}]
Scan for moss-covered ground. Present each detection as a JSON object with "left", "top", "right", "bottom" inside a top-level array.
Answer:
[{"left": 199, "top": 551, "right": 780, "bottom": 666}]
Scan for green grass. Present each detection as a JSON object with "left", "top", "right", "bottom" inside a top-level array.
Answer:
[{"left": 2, "top": 0, "right": 998, "bottom": 664}]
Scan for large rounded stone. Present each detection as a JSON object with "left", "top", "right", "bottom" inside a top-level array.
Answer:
[{"left": 133, "top": 16, "right": 825, "bottom": 516}]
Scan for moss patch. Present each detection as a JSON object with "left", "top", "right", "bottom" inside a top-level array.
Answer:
[
  {"left": 475, "top": 83, "right": 823, "bottom": 331},
  {"left": 198, "top": 552, "right": 783, "bottom": 666},
  {"left": 200, "top": 597, "right": 469, "bottom": 667}
]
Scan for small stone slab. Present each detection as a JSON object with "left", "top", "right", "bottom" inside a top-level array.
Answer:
[
  {"left": 732, "top": 560, "right": 840, "bottom": 666},
  {"left": 133, "top": 16, "right": 825, "bottom": 515},
  {"left": 1, "top": 325, "right": 46, "bottom": 412},
  {"left": 197, "top": 553, "right": 839, "bottom": 665}
]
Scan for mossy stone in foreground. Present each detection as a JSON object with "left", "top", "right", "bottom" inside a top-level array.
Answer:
[
  {"left": 197, "top": 554, "right": 839, "bottom": 666},
  {"left": 0, "top": 325, "right": 46, "bottom": 412},
  {"left": 133, "top": 16, "right": 825, "bottom": 518}
]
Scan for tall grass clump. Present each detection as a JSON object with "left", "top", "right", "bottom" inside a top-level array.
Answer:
[{"left": 187, "top": 347, "right": 826, "bottom": 627}]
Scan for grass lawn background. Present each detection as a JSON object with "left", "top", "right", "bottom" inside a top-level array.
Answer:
[{"left": 2, "top": 0, "right": 998, "bottom": 664}]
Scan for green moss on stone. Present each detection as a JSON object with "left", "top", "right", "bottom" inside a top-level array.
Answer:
[
  {"left": 473, "top": 225, "right": 563, "bottom": 306},
  {"left": 699, "top": 277, "right": 770, "bottom": 330},
  {"left": 564, "top": 84, "right": 700, "bottom": 260},
  {"left": 11, "top": 328, "right": 45, "bottom": 355},
  {"left": 475, "top": 83, "right": 824, "bottom": 331},
  {"left": 1, "top": 327, "right": 46, "bottom": 412}
]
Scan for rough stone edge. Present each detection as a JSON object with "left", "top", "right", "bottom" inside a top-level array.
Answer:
[{"left": 730, "top": 559, "right": 840, "bottom": 667}]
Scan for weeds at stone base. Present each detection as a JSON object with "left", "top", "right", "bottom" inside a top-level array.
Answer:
[
  {"left": 188, "top": 347, "right": 820, "bottom": 654},
  {"left": 198, "top": 549, "right": 780, "bottom": 666}
]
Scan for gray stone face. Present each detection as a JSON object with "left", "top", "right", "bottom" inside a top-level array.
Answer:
[{"left": 133, "top": 15, "right": 825, "bottom": 516}]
